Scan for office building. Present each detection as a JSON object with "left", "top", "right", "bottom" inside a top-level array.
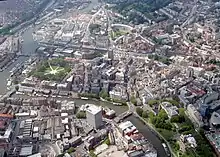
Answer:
[
  {"left": 119, "top": 121, "right": 138, "bottom": 136},
  {"left": 187, "top": 104, "right": 204, "bottom": 127},
  {"left": 86, "top": 104, "right": 102, "bottom": 129}
]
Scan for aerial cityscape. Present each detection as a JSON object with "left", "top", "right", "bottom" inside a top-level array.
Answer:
[{"left": 0, "top": 0, "right": 220, "bottom": 157}]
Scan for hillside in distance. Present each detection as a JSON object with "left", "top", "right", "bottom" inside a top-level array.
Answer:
[{"left": 104, "top": 0, "right": 172, "bottom": 24}]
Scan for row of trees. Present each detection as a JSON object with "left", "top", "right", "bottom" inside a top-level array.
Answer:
[
  {"left": 80, "top": 90, "right": 139, "bottom": 107},
  {"left": 79, "top": 93, "right": 100, "bottom": 99},
  {"left": 130, "top": 95, "right": 137, "bottom": 106},
  {"left": 136, "top": 107, "right": 148, "bottom": 118},
  {"left": 99, "top": 90, "right": 127, "bottom": 106},
  {"left": 193, "top": 130, "right": 213, "bottom": 157},
  {"left": 148, "top": 54, "right": 172, "bottom": 65},
  {"left": 148, "top": 96, "right": 181, "bottom": 107}
]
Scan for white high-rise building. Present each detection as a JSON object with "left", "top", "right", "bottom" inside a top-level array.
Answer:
[
  {"left": 86, "top": 104, "right": 102, "bottom": 129},
  {"left": 108, "top": 48, "right": 114, "bottom": 60}
]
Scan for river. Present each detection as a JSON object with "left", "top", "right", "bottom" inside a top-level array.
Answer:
[
  {"left": 125, "top": 116, "right": 168, "bottom": 157},
  {"left": 0, "top": 0, "right": 167, "bottom": 156},
  {"left": 73, "top": 99, "right": 167, "bottom": 157}
]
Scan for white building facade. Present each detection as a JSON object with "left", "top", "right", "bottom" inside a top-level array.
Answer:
[{"left": 86, "top": 104, "right": 103, "bottom": 129}]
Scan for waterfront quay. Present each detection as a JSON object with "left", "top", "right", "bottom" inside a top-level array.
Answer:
[{"left": 1, "top": 92, "right": 168, "bottom": 157}]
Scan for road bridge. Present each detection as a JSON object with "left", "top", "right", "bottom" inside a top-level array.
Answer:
[
  {"left": 114, "top": 111, "right": 132, "bottom": 123},
  {"left": 17, "top": 54, "right": 33, "bottom": 57}
]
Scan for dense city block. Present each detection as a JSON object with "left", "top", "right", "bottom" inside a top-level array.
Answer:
[{"left": 0, "top": 0, "right": 220, "bottom": 157}]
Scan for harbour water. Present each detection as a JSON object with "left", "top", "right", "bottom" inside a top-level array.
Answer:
[
  {"left": 0, "top": 0, "right": 100, "bottom": 95},
  {"left": 0, "top": 26, "right": 38, "bottom": 95}
]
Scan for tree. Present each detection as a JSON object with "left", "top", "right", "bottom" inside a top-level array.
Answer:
[
  {"left": 158, "top": 109, "right": 168, "bottom": 120},
  {"left": 121, "top": 102, "right": 127, "bottom": 106},
  {"left": 67, "top": 147, "right": 75, "bottom": 154},
  {"left": 136, "top": 107, "right": 143, "bottom": 116},
  {"left": 104, "top": 138, "right": 110, "bottom": 145},
  {"left": 172, "top": 141, "right": 180, "bottom": 152},
  {"left": 57, "top": 154, "right": 64, "bottom": 157},
  {"left": 179, "top": 125, "right": 193, "bottom": 134},
  {"left": 189, "top": 36, "right": 195, "bottom": 42},
  {"left": 149, "top": 112, "right": 155, "bottom": 118},
  {"left": 192, "top": 132, "right": 213, "bottom": 157},
  {"left": 89, "top": 24, "right": 101, "bottom": 33},
  {"left": 112, "top": 98, "right": 127, "bottom": 105},
  {"left": 149, "top": 112, "right": 155, "bottom": 123},
  {"left": 179, "top": 108, "right": 185, "bottom": 115},
  {"left": 170, "top": 115, "right": 185, "bottom": 123},
  {"left": 76, "top": 111, "right": 86, "bottom": 119},
  {"left": 105, "top": 97, "right": 111, "bottom": 101},
  {"left": 170, "top": 115, "right": 179, "bottom": 123},
  {"left": 155, "top": 122, "right": 172, "bottom": 130},
  {"left": 150, "top": 109, "right": 172, "bottom": 130},
  {"left": 151, "top": 116, "right": 157, "bottom": 124},
  {"left": 15, "top": 85, "right": 19, "bottom": 91},
  {"left": 130, "top": 95, "right": 137, "bottom": 105},
  {"left": 89, "top": 150, "right": 97, "bottom": 157},
  {"left": 99, "top": 90, "right": 109, "bottom": 99},
  {"left": 142, "top": 110, "right": 148, "bottom": 118},
  {"left": 148, "top": 99, "right": 159, "bottom": 107},
  {"left": 172, "top": 95, "right": 180, "bottom": 102}
]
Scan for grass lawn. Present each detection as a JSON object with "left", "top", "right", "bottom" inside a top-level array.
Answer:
[
  {"left": 110, "top": 30, "right": 130, "bottom": 39},
  {"left": 30, "top": 58, "right": 71, "bottom": 82}
]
